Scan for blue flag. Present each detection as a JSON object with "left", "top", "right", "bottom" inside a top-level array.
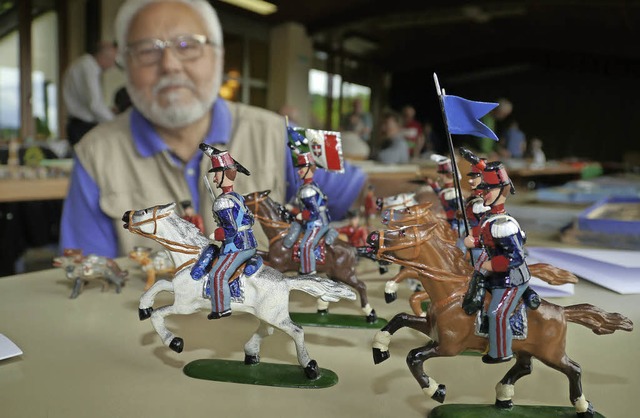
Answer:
[{"left": 443, "top": 95, "right": 499, "bottom": 141}]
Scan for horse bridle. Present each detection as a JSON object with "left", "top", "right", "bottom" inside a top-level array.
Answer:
[
  {"left": 245, "top": 192, "right": 291, "bottom": 246},
  {"left": 126, "top": 206, "right": 201, "bottom": 272},
  {"left": 375, "top": 225, "right": 427, "bottom": 262}
]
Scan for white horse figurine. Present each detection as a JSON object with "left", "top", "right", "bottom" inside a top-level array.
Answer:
[
  {"left": 122, "top": 202, "right": 356, "bottom": 379},
  {"left": 380, "top": 192, "right": 418, "bottom": 211}
]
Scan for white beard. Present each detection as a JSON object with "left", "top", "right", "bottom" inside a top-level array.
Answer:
[{"left": 127, "top": 71, "right": 222, "bottom": 129}]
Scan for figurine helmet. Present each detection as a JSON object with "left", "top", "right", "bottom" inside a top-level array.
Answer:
[
  {"left": 467, "top": 158, "right": 487, "bottom": 177},
  {"left": 295, "top": 152, "right": 315, "bottom": 168},
  {"left": 208, "top": 151, "right": 236, "bottom": 172},
  {"left": 431, "top": 154, "right": 453, "bottom": 174},
  {"left": 476, "top": 161, "right": 515, "bottom": 193},
  {"left": 199, "top": 143, "right": 250, "bottom": 175}
]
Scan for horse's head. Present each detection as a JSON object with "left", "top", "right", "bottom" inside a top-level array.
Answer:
[
  {"left": 122, "top": 203, "right": 176, "bottom": 236},
  {"left": 358, "top": 223, "right": 438, "bottom": 264},
  {"left": 123, "top": 202, "right": 207, "bottom": 262}
]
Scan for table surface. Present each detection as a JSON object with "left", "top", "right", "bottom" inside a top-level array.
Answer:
[
  {"left": 0, "top": 251, "right": 637, "bottom": 418},
  {"left": 0, "top": 177, "right": 70, "bottom": 202}
]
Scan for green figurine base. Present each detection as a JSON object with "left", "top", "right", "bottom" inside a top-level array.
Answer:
[
  {"left": 429, "top": 404, "right": 605, "bottom": 418},
  {"left": 290, "top": 312, "right": 388, "bottom": 329},
  {"left": 183, "top": 359, "right": 339, "bottom": 388}
]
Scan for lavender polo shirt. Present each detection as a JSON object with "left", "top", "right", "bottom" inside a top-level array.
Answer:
[{"left": 60, "top": 99, "right": 366, "bottom": 257}]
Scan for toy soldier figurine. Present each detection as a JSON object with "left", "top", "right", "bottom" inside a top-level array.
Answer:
[
  {"left": 180, "top": 200, "right": 204, "bottom": 234},
  {"left": 461, "top": 151, "right": 490, "bottom": 265},
  {"left": 462, "top": 157, "right": 533, "bottom": 363},
  {"left": 336, "top": 210, "right": 369, "bottom": 247},
  {"left": 427, "top": 154, "right": 461, "bottom": 230},
  {"left": 191, "top": 144, "right": 256, "bottom": 319},
  {"left": 286, "top": 152, "right": 333, "bottom": 274}
]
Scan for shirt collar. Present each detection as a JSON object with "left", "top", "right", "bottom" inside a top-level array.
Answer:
[{"left": 130, "top": 98, "right": 232, "bottom": 158}]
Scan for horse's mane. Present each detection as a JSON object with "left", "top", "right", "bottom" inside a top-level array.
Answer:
[{"left": 166, "top": 211, "right": 211, "bottom": 248}]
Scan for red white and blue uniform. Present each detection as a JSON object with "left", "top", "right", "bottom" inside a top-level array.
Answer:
[
  {"left": 297, "top": 179, "right": 331, "bottom": 273},
  {"left": 464, "top": 191, "right": 489, "bottom": 264},
  {"left": 210, "top": 191, "right": 257, "bottom": 312},
  {"left": 473, "top": 204, "right": 530, "bottom": 359}
]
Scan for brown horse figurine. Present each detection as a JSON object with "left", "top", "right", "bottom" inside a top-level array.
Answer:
[
  {"left": 380, "top": 205, "right": 579, "bottom": 316},
  {"left": 360, "top": 223, "right": 633, "bottom": 417},
  {"left": 245, "top": 190, "right": 377, "bottom": 322}
]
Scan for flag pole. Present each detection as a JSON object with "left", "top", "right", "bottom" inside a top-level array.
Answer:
[{"left": 433, "top": 73, "right": 473, "bottom": 265}]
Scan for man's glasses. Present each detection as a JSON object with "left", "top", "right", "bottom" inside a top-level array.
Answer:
[{"left": 125, "top": 34, "right": 215, "bottom": 66}]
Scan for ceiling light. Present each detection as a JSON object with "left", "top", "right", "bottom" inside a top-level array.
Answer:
[{"left": 219, "top": 0, "right": 277, "bottom": 15}]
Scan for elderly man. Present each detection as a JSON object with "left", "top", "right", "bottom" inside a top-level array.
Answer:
[{"left": 59, "top": 0, "right": 366, "bottom": 258}]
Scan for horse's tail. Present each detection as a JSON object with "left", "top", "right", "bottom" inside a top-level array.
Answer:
[
  {"left": 288, "top": 276, "right": 356, "bottom": 302},
  {"left": 529, "top": 263, "right": 578, "bottom": 286},
  {"left": 564, "top": 303, "right": 633, "bottom": 335}
]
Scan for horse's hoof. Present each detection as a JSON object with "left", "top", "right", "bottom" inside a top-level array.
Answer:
[
  {"left": 431, "top": 384, "right": 446, "bottom": 403},
  {"left": 495, "top": 399, "right": 513, "bottom": 409},
  {"left": 304, "top": 359, "right": 319, "bottom": 379},
  {"left": 385, "top": 292, "right": 397, "bottom": 303},
  {"left": 576, "top": 402, "right": 595, "bottom": 418},
  {"left": 139, "top": 307, "right": 153, "bottom": 320},
  {"left": 372, "top": 348, "right": 390, "bottom": 364},
  {"left": 169, "top": 337, "right": 184, "bottom": 353},
  {"left": 244, "top": 354, "right": 260, "bottom": 365},
  {"left": 366, "top": 310, "right": 378, "bottom": 323},
  {"left": 317, "top": 309, "right": 328, "bottom": 316}
]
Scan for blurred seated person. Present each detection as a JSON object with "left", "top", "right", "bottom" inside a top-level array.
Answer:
[
  {"left": 529, "top": 138, "right": 546, "bottom": 169},
  {"left": 376, "top": 110, "right": 410, "bottom": 165},
  {"left": 501, "top": 120, "right": 526, "bottom": 159},
  {"left": 59, "top": 0, "right": 367, "bottom": 258},
  {"left": 401, "top": 105, "right": 423, "bottom": 158},
  {"left": 342, "top": 98, "right": 373, "bottom": 142},
  {"left": 63, "top": 40, "right": 118, "bottom": 146}
]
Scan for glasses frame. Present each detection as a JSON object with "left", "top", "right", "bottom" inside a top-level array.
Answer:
[{"left": 124, "top": 34, "right": 215, "bottom": 66}]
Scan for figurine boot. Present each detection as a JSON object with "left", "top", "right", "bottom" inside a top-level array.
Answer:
[
  {"left": 462, "top": 271, "right": 486, "bottom": 315},
  {"left": 522, "top": 286, "right": 541, "bottom": 310}
]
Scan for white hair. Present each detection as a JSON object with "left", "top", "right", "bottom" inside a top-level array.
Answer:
[{"left": 114, "top": 0, "right": 224, "bottom": 67}]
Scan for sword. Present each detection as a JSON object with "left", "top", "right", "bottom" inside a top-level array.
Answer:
[{"left": 203, "top": 174, "right": 221, "bottom": 225}]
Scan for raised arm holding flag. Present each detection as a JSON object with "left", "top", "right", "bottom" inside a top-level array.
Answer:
[{"left": 433, "top": 73, "right": 499, "bottom": 266}]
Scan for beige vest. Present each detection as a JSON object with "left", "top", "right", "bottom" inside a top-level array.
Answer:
[{"left": 75, "top": 101, "right": 286, "bottom": 256}]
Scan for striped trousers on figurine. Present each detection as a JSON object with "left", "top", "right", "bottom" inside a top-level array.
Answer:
[
  {"left": 299, "top": 225, "right": 329, "bottom": 274},
  {"left": 487, "top": 284, "right": 527, "bottom": 359},
  {"left": 209, "top": 248, "right": 256, "bottom": 313}
]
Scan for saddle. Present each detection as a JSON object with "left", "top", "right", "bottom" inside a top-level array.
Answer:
[
  {"left": 202, "top": 255, "right": 263, "bottom": 301},
  {"left": 474, "top": 300, "right": 528, "bottom": 340},
  {"left": 292, "top": 238, "right": 327, "bottom": 265}
]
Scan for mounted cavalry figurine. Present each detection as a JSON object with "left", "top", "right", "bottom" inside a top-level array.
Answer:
[
  {"left": 53, "top": 248, "right": 128, "bottom": 298},
  {"left": 191, "top": 144, "right": 259, "bottom": 320}
]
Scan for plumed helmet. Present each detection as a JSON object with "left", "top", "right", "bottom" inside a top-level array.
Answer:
[
  {"left": 476, "top": 161, "right": 513, "bottom": 191},
  {"left": 467, "top": 158, "right": 487, "bottom": 177},
  {"left": 199, "top": 143, "right": 250, "bottom": 175},
  {"left": 295, "top": 152, "right": 315, "bottom": 168},
  {"left": 208, "top": 150, "right": 236, "bottom": 172}
]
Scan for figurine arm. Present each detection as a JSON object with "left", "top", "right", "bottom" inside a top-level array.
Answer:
[
  {"left": 59, "top": 156, "right": 118, "bottom": 258},
  {"left": 215, "top": 205, "right": 238, "bottom": 240},
  {"left": 488, "top": 219, "right": 526, "bottom": 272}
]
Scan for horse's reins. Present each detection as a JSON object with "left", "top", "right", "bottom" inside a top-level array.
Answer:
[
  {"left": 375, "top": 227, "right": 467, "bottom": 284},
  {"left": 126, "top": 207, "right": 201, "bottom": 272},
  {"left": 246, "top": 192, "right": 291, "bottom": 246}
]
